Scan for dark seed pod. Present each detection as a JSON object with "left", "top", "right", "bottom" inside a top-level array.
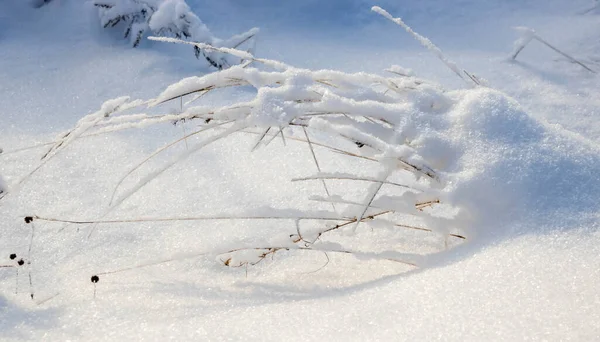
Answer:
[
  {"left": 9, "top": 253, "right": 16, "bottom": 260},
  {"left": 17, "top": 259, "right": 24, "bottom": 266},
  {"left": 91, "top": 275, "right": 100, "bottom": 283},
  {"left": 24, "top": 216, "right": 34, "bottom": 224}
]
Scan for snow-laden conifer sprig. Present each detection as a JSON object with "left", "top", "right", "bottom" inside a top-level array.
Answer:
[
  {"left": 94, "top": 0, "right": 156, "bottom": 47},
  {"left": 94, "top": 0, "right": 258, "bottom": 69}
]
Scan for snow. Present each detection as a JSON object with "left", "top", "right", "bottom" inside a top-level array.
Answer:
[
  {"left": 1, "top": 0, "right": 600, "bottom": 340},
  {"left": 149, "top": 0, "right": 213, "bottom": 42}
]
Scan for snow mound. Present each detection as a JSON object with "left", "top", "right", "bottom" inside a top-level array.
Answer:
[{"left": 439, "top": 88, "right": 600, "bottom": 241}]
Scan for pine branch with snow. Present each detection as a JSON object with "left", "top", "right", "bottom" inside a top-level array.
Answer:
[
  {"left": 94, "top": 0, "right": 258, "bottom": 68},
  {"left": 94, "top": 0, "right": 156, "bottom": 47}
]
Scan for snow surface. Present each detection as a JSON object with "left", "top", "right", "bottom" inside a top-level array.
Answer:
[{"left": 1, "top": 0, "right": 600, "bottom": 341}]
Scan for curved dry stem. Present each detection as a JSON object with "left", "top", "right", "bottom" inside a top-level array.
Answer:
[
  {"left": 109, "top": 119, "right": 235, "bottom": 205},
  {"left": 302, "top": 127, "right": 335, "bottom": 212},
  {"left": 220, "top": 246, "right": 419, "bottom": 268},
  {"left": 292, "top": 174, "right": 420, "bottom": 192},
  {"left": 110, "top": 122, "right": 248, "bottom": 210},
  {"left": 27, "top": 214, "right": 352, "bottom": 226}
]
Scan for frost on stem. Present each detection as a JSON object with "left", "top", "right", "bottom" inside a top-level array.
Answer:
[
  {"left": 93, "top": 0, "right": 258, "bottom": 69},
  {"left": 372, "top": 6, "right": 481, "bottom": 86}
]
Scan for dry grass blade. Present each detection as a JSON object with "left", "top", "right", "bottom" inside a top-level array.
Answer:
[
  {"left": 533, "top": 36, "right": 595, "bottom": 73},
  {"left": 92, "top": 250, "right": 214, "bottom": 279},
  {"left": 220, "top": 245, "right": 419, "bottom": 268},
  {"left": 263, "top": 126, "right": 286, "bottom": 148},
  {"left": 154, "top": 85, "right": 215, "bottom": 106},
  {"left": 211, "top": 126, "right": 382, "bottom": 164},
  {"left": 302, "top": 127, "right": 335, "bottom": 212},
  {"left": 41, "top": 98, "right": 130, "bottom": 161},
  {"left": 415, "top": 199, "right": 440, "bottom": 210},
  {"left": 28, "top": 214, "right": 352, "bottom": 225},
  {"left": 352, "top": 168, "right": 392, "bottom": 232},
  {"left": 301, "top": 211, "right": 391, "bottom": 243},
  {"left": 184, "top": 89, "right": 211, "bottom": 106},
  {"left": 292, "top": 174, "right": 420, "bottom": 191},
  {"left": 109, "top": 122, "right": 248, "bottom": 211},
  {"left": 309, "top": 196, "right": 394, "bottom": 214},
  {"left": 109, "top": 119, "right": 235, "bottom": 205},
  {"left": 372, "top": 6, "right": 477, "bottom": 87},
  {"left": 251, "top": 127, "right": 271, "bottom": 151},
  {"left": 278, "top": 127, "right": 287, "bottom": 146},
  {"left": 0, "top": 141, "right": 56, "bottom": 156}
]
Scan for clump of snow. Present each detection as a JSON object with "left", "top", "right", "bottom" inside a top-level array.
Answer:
[
  {"left": 432, "top": 88, "right": 600, "bottom": 243},
  {"left": 149, "top": 0, "right": 212, "bottom": 42}
]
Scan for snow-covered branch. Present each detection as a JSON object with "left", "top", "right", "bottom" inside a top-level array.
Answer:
[
  {"left": 372, "top": 6, "right": 481, "bottom": 86},
  {"left": 94, "top": 0, "right": 258, "bottom": 68}
]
